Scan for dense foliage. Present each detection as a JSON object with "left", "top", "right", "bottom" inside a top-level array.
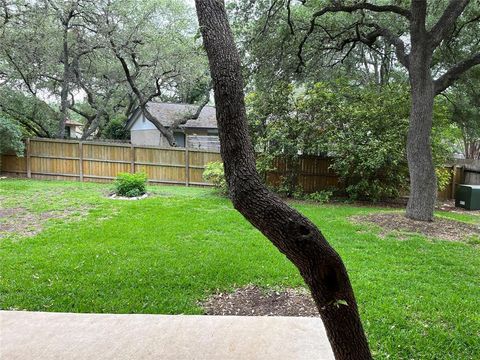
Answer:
[
  {"left": 0, "top": 116, "right": 24, "bottom": 155},
  {"left": 247, "top": 80, "right": 455, "bottom": 201},
  {"left": 101, "top": 116, "right": 130, "bottom": 140},
  {"left": 445, "top": 69, "right": 480, "bottom": 159},
  {"left": 114, "top": 172, "right": 147, "bottom": 197}
]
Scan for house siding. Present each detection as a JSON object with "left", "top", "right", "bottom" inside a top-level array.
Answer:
[
  {"left": 128, "top": 109, "right": 219, "bottom": 149},
  {"left": 131, "top": 129, "right": 163, "bottom": 147}
]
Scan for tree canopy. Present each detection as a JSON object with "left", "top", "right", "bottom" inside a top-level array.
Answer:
[{"left": 0, "top": 0, "right": 209, "bottom": 140}]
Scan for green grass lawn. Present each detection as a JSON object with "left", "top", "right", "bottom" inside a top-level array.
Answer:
[{"left": 0, "top": 179, "right": 479, "bottom": 359}]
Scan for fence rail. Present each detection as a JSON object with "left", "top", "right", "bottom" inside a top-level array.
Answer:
[{"left": 1, "top": 138, "right": 222, "bottom": 186}]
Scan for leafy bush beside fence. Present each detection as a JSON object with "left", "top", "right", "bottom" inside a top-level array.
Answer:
[
  {"left": 114, "top": 172, "right": 147, "bottom": 197},
  {"left": 203, "top": 162, "right": 227, "bottom": 195}
]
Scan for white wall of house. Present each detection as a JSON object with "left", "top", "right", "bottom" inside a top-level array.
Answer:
[
  {"left": 130, "top": 112, "right": 160, "bottom": 146},
  {"left": 130, "top": 113, "right": 186, "bottom": 147},
  {"left": 130, "top": 112, "right": 156, "bottom": 131},
  {"left": 131, "top": 129, "right": 164, "bottom": 146}
]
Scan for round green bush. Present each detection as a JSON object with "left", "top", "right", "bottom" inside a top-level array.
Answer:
[{"left": 114, "top": 172, "right": 147, "bottom": 197}]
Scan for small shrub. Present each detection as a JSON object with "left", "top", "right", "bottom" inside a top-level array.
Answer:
[
  {"left": 344, "top": 179, "right": 402, "bottom": 202},
  {"left": 203, "top": 162, "right": 228, "bottom": 195},
  {"left": 436, "top": 167, "right": 452, "bottom": 192},
  {"left": 273, "top": 174, "right": 301, "bottom": 198},
  {"left": 114, "top": 172, "right": 147, "bottom": 197},
  {"left": 306, "top": 190, "right": 333, "bottom": 203},
  {"left": 292, "top": 187, "right": 306, "bottom": 200}
]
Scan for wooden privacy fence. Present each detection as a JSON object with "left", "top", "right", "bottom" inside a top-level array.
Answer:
[
  {"left": 266, "top": 156, "right": 463, "bottom": 200},
  {"left": 0, "top": 138, "right": 222, "bottom": 186},
  {"left": 265, "top": 156, "right": 340, "bottom": 193},
  {"left": 0, "top": 138, "right": 466, "bottom": 199}
]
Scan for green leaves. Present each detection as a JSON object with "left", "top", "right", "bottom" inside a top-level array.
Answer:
[
  {"left": 114, "top": 172, "right": 147, "bottom": 197},
  {"left": 0, "top": 116, "right": 25, "bottom": 156},
  {"left": 246, "top": 78, "right": 455, "bottom": 201}
]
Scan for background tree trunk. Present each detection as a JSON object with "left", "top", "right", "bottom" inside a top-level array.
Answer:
[
  {"left": 58, "top": 39, "right": 70, "bottom": 139},
  {"left": 406, "top": 2, "right": 437, "bottom": 221},
  {"left": 195, "top": 1, "right": 372, "bottom": 359},
  {"left": 406, "top": 76, "right": 436, "bottom": 221}
]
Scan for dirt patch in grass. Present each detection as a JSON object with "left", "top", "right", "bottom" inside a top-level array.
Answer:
[
  {"left": 351, "top": 213, "right": 480, "bottom": 242},
  {"left": 0, "top": 207, "right": 90, "bottom": 239},
  {"left": 201, "top": 285, "right": 318, "bottom": 317}
]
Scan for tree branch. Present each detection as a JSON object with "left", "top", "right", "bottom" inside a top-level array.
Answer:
[
  {"left": 310, "top": 3, "right": 411, "bottom": 20},
  {"left": 170, "top": 82, "right": 212, "bottom": 130},
  {"left": 366, "top": 24, "right": 409, "bottom": 69},
  {"left": 3, "top": 50, "right": 36, "bottom": 95},
  {"left": 429, "top": 0, "right": 470, "bottom": 49},
  {"left": 70, "top": 105, "right": 94, "bottom": 120},
  {"left": 297, "top": 3, "right": 410, "bottom": 69},
  {"left": 434, "top": 52, "right": 480, "bottom": 94}
]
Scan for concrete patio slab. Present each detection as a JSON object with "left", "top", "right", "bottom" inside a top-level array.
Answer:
[{"left": 0, "top": 311, "right": 334, "bottom": 360}]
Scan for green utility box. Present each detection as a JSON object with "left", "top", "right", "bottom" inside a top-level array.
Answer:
[{"left": 455, "top": 185, "right": 480, "bottom": 210}]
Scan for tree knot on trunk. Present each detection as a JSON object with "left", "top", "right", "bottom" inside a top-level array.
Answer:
[{"left": 287, "top": 218, "right": 314, "bottom": 239}]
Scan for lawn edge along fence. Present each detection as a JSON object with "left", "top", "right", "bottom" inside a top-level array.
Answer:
[{"left": 0, "top": 138, "right": 221, "bottom": 186}]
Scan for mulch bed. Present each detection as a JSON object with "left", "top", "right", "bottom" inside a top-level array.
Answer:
[
  {"left": 351, "top": 213, "right": 480, "bottom": 242},
  {"left": 201, "top": 285, "right": 319, "bottom": 317}
]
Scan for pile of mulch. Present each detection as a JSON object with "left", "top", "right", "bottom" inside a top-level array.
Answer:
[
  {"left": 351, "top": 213, "right": 480, "bottom": 242},
  {"left": 201, "top": 285, "right": 318, "bottom": 317}
]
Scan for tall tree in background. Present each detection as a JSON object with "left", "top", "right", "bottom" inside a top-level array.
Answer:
[
  {"left": 0, "top": 1, "right": 62, "bottom": 137},
  {"left": 444, "top": 69, "right": 480, "bottom": 159},
  {"left": 195, "top": 1, "right": 371, "bottom": 359},
  {"left": 237, "top": 0, "right": 480, "bottom": 221},
  {"left": 0, "top": 0, "right": 211, "bottom": 141},
  {"left": 98, "top": 0, "right": 210, "bottom": 146}
]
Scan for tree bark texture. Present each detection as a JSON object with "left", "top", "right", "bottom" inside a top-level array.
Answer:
[
  {"left": 406, "top": 0, "right": 436, "bottom": 221},
  {"left": 406, "top": 71, "right": 436, "bottom": 221},
  {"left": 58, "top": 25, "right": 70, "bottom": 139},
  {"left": 195, "top": 1, "right": 372, "bottom": 359}
]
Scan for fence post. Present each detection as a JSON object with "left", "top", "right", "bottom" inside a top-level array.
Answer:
[
  {"left": 451, "top": 166, "right": 457, "bottom": 200},
  {"left": 78, "top": 141, "right": 84, "bottom": 182},
  {"left": 185, "top": 148, "right": 190, "bottom": 187},
  {"left": 130, "top": 144, "right": 135, "bottom": 173},
  {"left": 26, "top": 138, "right": 31, "bottom": 178}
]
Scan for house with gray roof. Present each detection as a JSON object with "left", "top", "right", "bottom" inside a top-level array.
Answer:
[{"left": 126, "top": 102, "right": 219, "bottom": 151}]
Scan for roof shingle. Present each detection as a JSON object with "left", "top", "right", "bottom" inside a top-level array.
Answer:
[{"left": 145, "top": 102, "right": 217, "bottom": 129}]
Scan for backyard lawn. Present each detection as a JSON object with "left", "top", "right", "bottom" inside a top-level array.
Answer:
[{"left": 0, "top": 179, "right": 479, "bottom": 359}]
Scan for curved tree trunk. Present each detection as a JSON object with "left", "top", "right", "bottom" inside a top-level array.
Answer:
[{"left": 195, "top": 1, "right": 372, "bottom": 359}]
